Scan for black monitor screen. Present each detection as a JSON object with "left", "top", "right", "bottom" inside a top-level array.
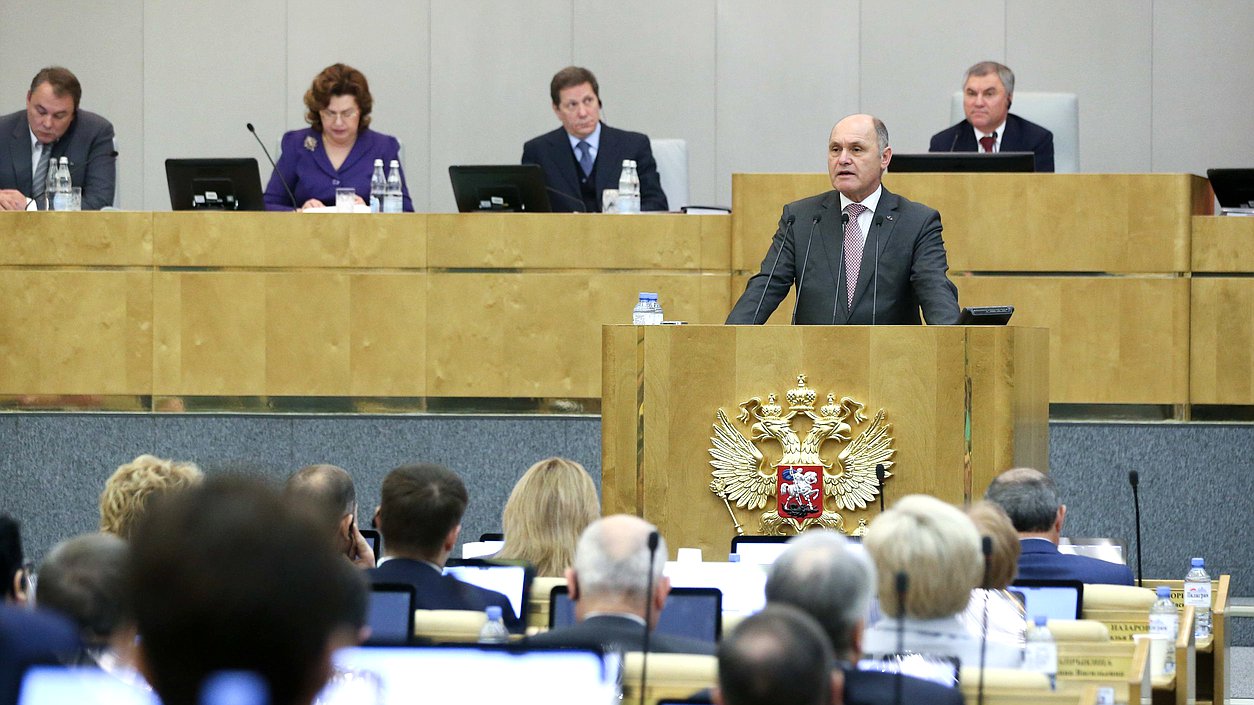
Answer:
[
  {"left": 448, "top": 165, "right": 553, "bottom": 212},
  {"left": 888, "top": 152, "right": 1036, "bottom": 173},
  {"left": 550, "top": 586, "right": 722, "bottom": 643},
  {"left": 165, "top": 158, "right": 266, "bottom": 210},
  {"left": 366, "top": 584, "right": 415, "bottom": 645},
  {"left": 1009, "top": 579, "right": 1084, "bottom": 621}
]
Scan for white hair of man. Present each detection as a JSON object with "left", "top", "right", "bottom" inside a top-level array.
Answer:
[
  {"left": 571, "top": 514, "right": 667, "bottom": 604},
  {"left": 765, "top": 530, "right": 876, "bottom": 658}
]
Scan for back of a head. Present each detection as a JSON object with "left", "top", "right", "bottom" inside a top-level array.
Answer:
[
  {"left": 36, "top": 532, "right": 130, "bottom": 646},
  {"left": 100, "top": 454, "right": 203, "bottom": 540},
  {"left": 571, "top": 515, "right": 665, "bottom": 604},
  {"left": 498, "top": 457, "right": 600, "bottom": 576},
  {"left": 864, "top": 494, "right": 982, "bottom": 619},
  {"left": 965, "top": 500, "right": 1021, "bottom": 589},
  {"left": 984, "top": 467, "right": 1058, "bottom": 533},
  {"left": 128, "top": 475, "right": 350, "bottom": 705},
  {"left": 284, "top": 464, "right": 356, "bottom": 531},
  {"left": 1, "top": 514, "right": 22, "bottom": 602},
  {"left": 378, "top": 463, "right": 467, "bottom": 557},
  {"left": 765, "top": 530, "right": 874, "bottom": 658},
  {"left": 717, "top": 604, "right": 834, "bottom": 705}
]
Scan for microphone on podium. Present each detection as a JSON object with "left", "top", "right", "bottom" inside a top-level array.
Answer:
[
  {"left": 246, "top": 123, "right": 297, "bottom": 209},
  {"left": 791, "top": 214, "right": 822, "bottom": 325},
  {"left": 751, "top": 214, "right": 796, "bottom": 325}
]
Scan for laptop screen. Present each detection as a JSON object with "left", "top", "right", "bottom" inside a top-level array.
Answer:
[
  {"left": 664, "top": 561, "right": 768, "bottom": 616},
  {"left": 1009, "top": 579, "right": 1084, "bottom": 621},
  {"left": 443, "top": 559, "right": 532, "bottom": 623},
  {"left": 367, "top": 584, "right": 415, "bottom": 645},
  {"left": 550, "top": 586, "right": 722, "bottom": 643}
]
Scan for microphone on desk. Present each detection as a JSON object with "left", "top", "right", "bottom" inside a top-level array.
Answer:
[
  {"left": 870, "top": 217, "right": 883, "bottom": 326},
  {"left": 1129, "top": 470, "right": 1143, "bottom": 587},
  {"left": 976, "top": 535, "right": 993, "bottom": 705},
  {"left": 791, "top": 214, "right": 822, "bottom": 325},
  {"left": 949, "top": 129, "right": 961, "bottom": 152},
  {"left": 638, "top": 530, "right": 660, "bottom": 705},
  {"left": 545, "top": 185, "right": 587, "bottom": 212},
  {"left": 876, "top": 463, "right": 887, "bottom": 513},
  {"left": 830, "top": 212, "right": 851, "bottom": 324},
  {"left": 751, "top": 214, "right": 795, "bottom": 325},
  {"left": 246, "top": 123, "right": 297, "bottom": 209}
]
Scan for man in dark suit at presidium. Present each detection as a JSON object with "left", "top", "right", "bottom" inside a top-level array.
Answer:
[
  {"left": 726, "top": 114, "right": 960, "bottom": 326},
  {"left": 929, "top": 61, "right": 1055, "bottom": 173},
  {"left": 521, "top": 66, "right": 667, "bottom": 213}
]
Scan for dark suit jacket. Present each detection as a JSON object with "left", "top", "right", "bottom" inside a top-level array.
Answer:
[
  {"left": 928, "top": 113, "right": 1055, "bottom": 173},
  {"left": 0, "top": 108, "right": 116, "bottom": 209},
  {"left": 367, "top": 558, "right": 522, "bottom": 633},
  {"left": 726, "top": 187, "right": 960, "bottom": 325},
  {"left": 1016, "top": 539, "right": 1135, "bottom": 586},
  {"left": 843, "top": 666, "right": 966, "bottom": 705},
  {"left": 0, "top": 606, "right": 81, "bottom": 705},
  {"left": 525, "top": 614, "right": 714, "bottom": 655},
  {"left": 521, "top": 124, "right": 668, "bottom": 212}
]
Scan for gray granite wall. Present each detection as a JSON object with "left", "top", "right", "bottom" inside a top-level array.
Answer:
[{"left": 2, "top": 414, "right": 1250, "bottom": 642}]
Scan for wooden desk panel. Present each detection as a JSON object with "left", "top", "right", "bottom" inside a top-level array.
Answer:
[
  {"left": 955, "top": 276, "right": 1189, "bottom": 404},
  {"left": 1192, "top": 216, "right": 1254, "bottom": 272},
  {"left": 0, "top": 212, "right": 152, "bottom": 266},
  {"left": 1190, "top": 278, "right": 1254, "bottom": 405}
]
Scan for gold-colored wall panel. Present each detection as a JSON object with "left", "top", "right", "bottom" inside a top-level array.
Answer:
[
  {"left": 955, "top": 276, "right": 1189, "bottom": 404},
  {"left": 426, "top": 214, "right": 731, "bottom": 270},
  {"left": 0, "top": 212, "right": 152, "bottom": 266},
  {"left": 1192, "top": 216, "right": 1254, "bottom": 272},
  {"left": 153, "top": 212, "right": 427, "bottom": 268},
  {"left": 348, "top": 274, "right": 427, "bottom": 396},
  {"left": 153, "top": 272, "right": 268, "bottom": 394},
  {"left": 426, "top": 272, "right": 729, "bottom": 398},
  {"left": 1190, "top": 278, "right": 1254, "bottom": 405},
  {"left": 0, "top": 270, "right": 152, "bottom": 394}
]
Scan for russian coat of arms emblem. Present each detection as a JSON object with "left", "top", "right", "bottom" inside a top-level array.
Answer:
[{"left": 708, "top": 374, "right": 896, "bottom": 535}]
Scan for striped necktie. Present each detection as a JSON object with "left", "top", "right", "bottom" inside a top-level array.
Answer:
[{"left": 32, "top": 142, "right": 53, "bottom": 209}]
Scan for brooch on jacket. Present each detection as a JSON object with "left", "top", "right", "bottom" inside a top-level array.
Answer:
[{"left": 304, "top": 135, "right": 317, "bottom": 151}]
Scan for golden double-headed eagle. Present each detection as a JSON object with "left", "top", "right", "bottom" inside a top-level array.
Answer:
[{"left": 708, "top": 374, "right": 895, "bottom": 535}]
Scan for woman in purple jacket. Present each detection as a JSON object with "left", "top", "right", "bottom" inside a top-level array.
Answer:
[{"left": 264, "top": 63, "right": 413, "bottom": 211}]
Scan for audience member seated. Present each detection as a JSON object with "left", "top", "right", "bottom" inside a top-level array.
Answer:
[
  {"left": 284, "top": 464, "right": 374, "bottom": 569},
  {"left": 99, "top": 454, "right": 202, "bottom": 540},
  {"left": 985, "top": 468, "right": 1134, "bottom": 586},
  {"left": 714, "top": 604, "right": 842, "bottom": 705},
  {"left": 862, "top": 494, "right": 1021, "bottom": 669},
  {"left": 495, "top": 457, "right": 600, "bottom": 576},
  {"left": 1, "top": 515, "right": 82, "bottom": 705},
  {"left": 34, "top": 532, "right": 141, "bottom": 682},
  {"left": 128, "top": 475, "right": 354, "bottom": 705},
  {"left": 367, "top": 463, "right": 520, "bottom": 631},
  {"left": 526, "top": 514, "right": 713, "bottom": 654},
  {"left": 766, "top": 530, "right": 963, "bottom": 705},
  {"left": 961, "top": 501, "right": 1027, "bottom": 651}
]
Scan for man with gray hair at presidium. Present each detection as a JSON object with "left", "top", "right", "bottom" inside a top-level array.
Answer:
[
  {"left": 526, "top": 514, "right": 713, "bottom": 654},
  {"left": 765, "top": 530, "right": 963, "bottom": 705},
  {"left": 985, "top": 468, "right": 1133, "bottom": 586}
]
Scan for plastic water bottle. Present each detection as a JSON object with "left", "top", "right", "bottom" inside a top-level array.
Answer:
[
  {"left": 616, "top": 160, "right": 639, "bottom": 214},
  {"left": 1149, "top": 585, "right": 1178, "bottom": 673},
  {"left": 633, "top": 293, "right": 662, "bottom": 325},
  {"left": 369, "top": 159, "right": 386, "bottom": 213},
  {"left": 648, "top": 291, "right": 664, "bottom": 324},
  {"left": 1184, "top": 557, "right": 1212, "bottom": 640},
  {"left": 1023, "top": 616, "right": 1057, "bottom": 688},
  {"left": 627, "top": 160, "right": 641, "bottom": 213},
  {"left": 52, "top": 157, "right": 72, "bottom": 211},
  {"left": 43, "top": 155, "right": 58, "bottom": 210},
  {"left": 478, "top": 605, "right": 510, "bottom": 644},
  {"left": 384, "top": 160, "right": 403, "bottom": 213}
]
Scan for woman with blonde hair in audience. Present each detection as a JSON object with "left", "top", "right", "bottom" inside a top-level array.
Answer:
[
  {"left": 99, "top": 454, "right": 202, "bottom": 540},
  {"left": 861, "top": 494, "right": 1022, "bottom": 668},
  {"left": 962, "top": 500, "right": 1028, "bottom": 650},
  {"left": 495, "top": 457, "right": 599, "bottom": 576}
]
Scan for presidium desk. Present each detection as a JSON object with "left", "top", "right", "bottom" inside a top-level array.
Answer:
[{"left": 1, "top": 173, "right": 1243, "bottom": 419}]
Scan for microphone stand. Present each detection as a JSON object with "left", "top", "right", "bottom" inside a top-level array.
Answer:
[
  {"left": 638, "top": 531, "right": 660, "bottom": 705},
  {"left": 1129, "top": 470, "right": 1143, "bottom": 587},
  {"left": 893, "top": 571, "right": 908, "bottom": 705}
]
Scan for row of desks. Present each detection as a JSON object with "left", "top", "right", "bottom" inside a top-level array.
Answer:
[{"left": 0, "top": 173, "right": 1249, "bottom": 409}]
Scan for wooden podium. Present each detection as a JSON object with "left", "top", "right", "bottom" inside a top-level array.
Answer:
[{"left": 602, "top": 324, "right": 1048, "bottom": 559}]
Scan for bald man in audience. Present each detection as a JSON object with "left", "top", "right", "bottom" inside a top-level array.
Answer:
[
  {"left": 766, "top": 530, "right": 964, "bottom": 705},
  {"left": 285, "top": 463, "right": 374, "bottom": 568},
  {"left": 527, "top": 514, "right": 713, "bottom": 654},
  {"left": 715, "top": 605, "right": 843, "bottom": 705},
  {"left": 985, "top": 468, "right": 1134, "bottom": 586}
]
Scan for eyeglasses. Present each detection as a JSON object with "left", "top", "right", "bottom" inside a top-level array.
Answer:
[{"left": 319, "top": 108, "right": 359, "bottom": 123}]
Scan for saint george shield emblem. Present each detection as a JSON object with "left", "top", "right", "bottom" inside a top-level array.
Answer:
[{"left": 708, "top": 374, "right": 896, "bottom": 535}]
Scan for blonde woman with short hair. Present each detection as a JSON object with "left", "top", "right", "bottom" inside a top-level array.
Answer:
[
  {"left": 99, "top": 454, "right": 202, "bottom": 540},
  {"left": 496, "top": 457, "right": 599, "bottom": 576}
]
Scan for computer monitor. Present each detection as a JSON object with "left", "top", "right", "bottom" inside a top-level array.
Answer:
[
  {"left": 1009, "top": 579, "right": 1084, "bottom": 621},
  {"left": 448, "top": 165, "right": 553, "bottom": 213},
  {"left": 1207, "top": 168, "right": 1254, "bottom": 211},
  {"left": 888, "top": 152, "right": 1036, "bottom": 173},
  {"left": 956, "top": 305, "right": 1015, "bottom": 325},
  {"left": 19, "top": 666, "right": 157, "bottom": 705},
  {"left": 360, "top": 528, "right": 381, "bottom": 564},
  {"left": 549, "top": 585, "right": 723, "bottom": 643},
  {"left": 442, "top": 558, "right": 533, "bottom": 625},
  {"left": 165, "top": 158, "right": 266, "bottom": 210},
  {"left": 664, "top": 561, "right": 768, "bottom": 616},
  {"left": 730, "top": 535, "right": 792, "bottom": 565},
  {"left": 366, "top": 583, "right": 416, "bottom": 645}
]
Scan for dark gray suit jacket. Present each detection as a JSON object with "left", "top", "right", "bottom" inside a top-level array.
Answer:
[
  {"left": 521, "top": 123, "right": 667, "bottom": 212},
  {"left": 726, "top": 187, "right": 960, "bottom": 325},
  {"left": 0, "top": 108, "right": 116, "bottom": 210},
  {"left": 525, "top": 614, "right": 714, "bottom": 655},
  {"left": 928, "top": 113, "right": 1055, "bottom": 173}
]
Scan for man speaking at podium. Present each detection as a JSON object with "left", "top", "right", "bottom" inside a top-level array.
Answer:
[{"left": 726, "top": 114, "right": 959, "bottom": 326}]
